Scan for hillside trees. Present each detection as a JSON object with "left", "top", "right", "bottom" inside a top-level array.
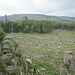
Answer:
[
  {"left": 4, "top": 14, "right": 8, "bottom": 22},
  {"left": 0, "top": 20, "right": 75, "bottom": 33}
]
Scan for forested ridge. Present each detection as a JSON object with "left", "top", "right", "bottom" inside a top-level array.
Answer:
[{"left": 0, "top": 14, "right": 75, "bottom": 21}]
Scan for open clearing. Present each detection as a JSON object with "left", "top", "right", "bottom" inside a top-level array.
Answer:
[{"left": 8, "top": 29, "right": 75, "bottom": 75}]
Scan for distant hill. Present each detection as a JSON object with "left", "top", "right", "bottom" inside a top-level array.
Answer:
[{"left": 0, "top": 14, "right": 75, "bottom": 21}]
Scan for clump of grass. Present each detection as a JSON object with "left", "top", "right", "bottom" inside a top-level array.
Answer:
[{"left": 32, "top": 59, "right": 60, "bottom": 75}]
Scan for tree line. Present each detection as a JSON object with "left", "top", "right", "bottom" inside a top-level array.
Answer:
[{"left": 0, "top": 20, "right": 75, "bottom": 34}]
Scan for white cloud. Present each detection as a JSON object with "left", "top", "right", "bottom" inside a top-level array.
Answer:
[
  {"left": 0, "top": 0, "right": 75, "bottom": 17},
  {"left": 50, "top": 8, "right": 75, "bottom": 17},
  {"left": 50, "top": 10, "right": 67, "bottom": 16}
]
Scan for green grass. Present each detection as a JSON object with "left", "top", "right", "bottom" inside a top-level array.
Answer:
[
  {"left": 8, "top": 29, "right": 75, "bottom": 75},
  {"left": 0, "top": 62, "right": 6, "bottom": 73}
]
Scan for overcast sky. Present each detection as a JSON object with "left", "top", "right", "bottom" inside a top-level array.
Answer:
[{"left": 0, "top": 0, "right": 75, "bottom": 17}]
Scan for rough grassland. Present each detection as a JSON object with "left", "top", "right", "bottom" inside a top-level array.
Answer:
[{"left": 8, "top": 29, "right": 75, "bottom": 75}]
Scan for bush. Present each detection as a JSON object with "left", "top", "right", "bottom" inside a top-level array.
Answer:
[{"left": 0, "top": 28, "right": 5, "bottom": 42}]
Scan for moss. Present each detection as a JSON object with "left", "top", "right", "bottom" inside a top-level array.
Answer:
[{"left": 10, "top": 70, "right": 18, "bottom": 75}]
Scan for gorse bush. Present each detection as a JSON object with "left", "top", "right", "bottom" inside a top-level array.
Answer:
[{"left": 0, "top": 27, "right": 5, "bottom": 42}]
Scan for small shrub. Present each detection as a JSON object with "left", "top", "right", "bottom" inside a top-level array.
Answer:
[{"left": 0, "top": 28, "right": 5, "bottom": 42}]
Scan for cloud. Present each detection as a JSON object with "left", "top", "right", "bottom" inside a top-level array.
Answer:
[
  {"left": 0, "top": 0, "right": 20, "bottom": 15},
  {"left": 49, "top": 8, "right": 75, "bottom": 17},
  {"left": 0, "top": 0, "right": 75, "bottom": 17}
]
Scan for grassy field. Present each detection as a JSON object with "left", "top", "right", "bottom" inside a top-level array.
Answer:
[{"left": 9, "top": 29, "right": 75, "bottom": 75}]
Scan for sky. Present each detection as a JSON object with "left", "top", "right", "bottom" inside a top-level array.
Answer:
[{"left": 0, "top": 0, "right": 75, "bottom": 17}]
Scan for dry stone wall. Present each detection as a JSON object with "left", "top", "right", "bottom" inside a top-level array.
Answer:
[{"left": 0, "top": 35, "right": 45, "bottom": 75}]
